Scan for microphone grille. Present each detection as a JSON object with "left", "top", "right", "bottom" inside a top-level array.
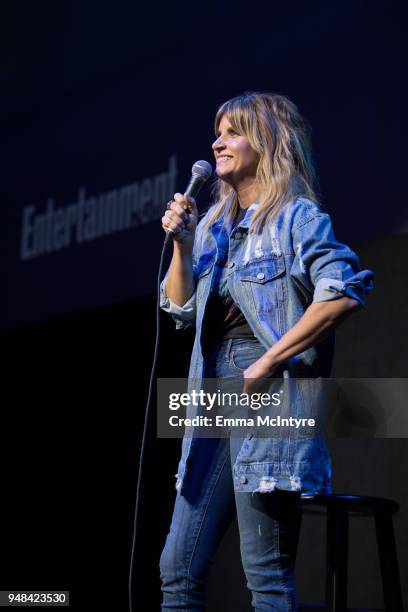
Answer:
[{"left": 191, "top": 160, "right": 213, "bottom": 179}]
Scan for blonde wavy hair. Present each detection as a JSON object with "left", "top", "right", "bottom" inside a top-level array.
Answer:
[{"left": 202, "top": 91, "right": 320, "bottom": 235}]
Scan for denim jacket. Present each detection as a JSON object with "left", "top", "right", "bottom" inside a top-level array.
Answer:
[{"left": 160, "top": 197, "right": 374, "bottom": 496}]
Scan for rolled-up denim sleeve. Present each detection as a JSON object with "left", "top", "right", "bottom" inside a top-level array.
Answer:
[
  {"left": 290, "top": 212, "right": 374, "bottom": 307},
  {"left": 159, "top": 213, "right": 208, "bottom": 329},
  {"left": 159, "top": 273, "right": 197, "bottom": 330}
]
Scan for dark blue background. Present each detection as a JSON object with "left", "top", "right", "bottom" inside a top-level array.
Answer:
[
  {"left": 3, "top": 1, "right": 406, "bottom": 329},
  {"left": 2, "top": 3, "right": 408, "bottom": 610}
]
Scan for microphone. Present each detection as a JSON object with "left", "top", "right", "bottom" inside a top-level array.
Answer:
[{"left": 164, "top": 160, "right": 213, "bottom": 241}]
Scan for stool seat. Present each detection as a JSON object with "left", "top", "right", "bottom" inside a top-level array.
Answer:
[
  {"left": 301, "top": 494, "right": 400, "bottom": 516},
  {"left": 298, "top": 493, "right": 403, "bottom": 612}
]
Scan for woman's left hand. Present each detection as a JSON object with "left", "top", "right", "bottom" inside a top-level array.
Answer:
[
  {"left": 241, "top": 297, "right": 360, "bottom": 394},
  {"left": 242, "top": 354, "right": 279, "bottom": 394}
]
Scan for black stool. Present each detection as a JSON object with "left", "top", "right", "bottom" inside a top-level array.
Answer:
[{"left": 298, "top": 494, "right": 403, "bottom": 612}]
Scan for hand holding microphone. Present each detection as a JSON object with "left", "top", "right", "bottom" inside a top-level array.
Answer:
[
  {"left": 161, "top": 160, "right": 213, "bottom": 246},
  {"left": 161, "top": 193, "right": 198, "bottom": 247}
]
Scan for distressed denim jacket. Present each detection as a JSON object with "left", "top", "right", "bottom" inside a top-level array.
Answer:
[{"left": 160, "top": 197, "right": 374, "bottom": 496}]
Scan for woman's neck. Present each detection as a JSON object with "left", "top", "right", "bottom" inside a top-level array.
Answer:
[{"left": 236, "top": 182, "right": 258, "bottom": 209}]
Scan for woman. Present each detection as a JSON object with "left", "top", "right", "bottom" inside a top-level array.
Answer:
[{"left": 159, "top": 92, "right": 373, "bottom": 611}]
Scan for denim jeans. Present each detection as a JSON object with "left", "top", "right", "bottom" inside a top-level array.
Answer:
[{"left": 159, "top": 338, "right": 302, "bottom": 611}]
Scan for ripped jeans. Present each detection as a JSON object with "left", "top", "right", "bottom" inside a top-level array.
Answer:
[{"left": 159, "top": 338, "right": 302, "bottom": 611}]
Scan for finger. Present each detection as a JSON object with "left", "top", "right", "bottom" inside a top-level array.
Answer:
[
  {"left": 181, "top": 195, "right": 196, "bottom": 214},
  {"left": 164, "top": 211, "right": 184, "bottom": 231},
  {"left": 162, "top": 218, "right": 178, "bottom": 233},
  {"left": 168, "top": 200, "right": 188, "bottom": 220},
  {"left": 164, "top": 210, "right": 186, "bottom": 227},
  {"left": 161, "top": 221, "right": 173, "bottom": 233},
  {"left": 185, "top": 195, "right": 197, "bottom": 213},
  {"left": 161, "top": 214, "right": 179, "bottom": 231},
  {"left": 174, "top": 193, "right": 196, "bottom": 214},
  {"left": 173, "top": 193, "right": 184, "bottom": 204},
  {"left": 161, "top": 217, "right": 172, "bottom": 232}
]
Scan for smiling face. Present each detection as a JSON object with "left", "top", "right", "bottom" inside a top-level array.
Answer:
[{"left": 212, "top": 115, "right": 260, "bottom": 190}]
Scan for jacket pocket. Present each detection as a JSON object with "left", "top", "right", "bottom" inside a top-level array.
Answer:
[{"left": 239, "top": 255, "right": 286, "bottom": 314}]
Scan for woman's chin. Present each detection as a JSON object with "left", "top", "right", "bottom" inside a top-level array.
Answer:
[{"left": 215, "top": 168, "right": 234, "bottom": 184}]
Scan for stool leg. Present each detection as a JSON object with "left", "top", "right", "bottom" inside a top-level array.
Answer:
[
  {"left": 325, "top": 506, "right": 348, "bottom": 612},
  {"left": 374, "top": 511, "right": 403, "bottom": 612}
]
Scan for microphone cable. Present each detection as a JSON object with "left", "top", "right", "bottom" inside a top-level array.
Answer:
[
  {"left": 127, "top": 160, "right": 212, "bottom": 611},
  {"left": 128, "top": 231, "right": 172, "bottom": 612}
]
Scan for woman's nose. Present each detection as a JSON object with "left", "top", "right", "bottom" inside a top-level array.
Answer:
[{"left": 212, "top": 136, "right": 224, "bottom": 151}]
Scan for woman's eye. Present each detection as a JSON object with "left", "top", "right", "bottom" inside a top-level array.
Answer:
[{"left": 215, "top": 130, "right": 239, "bottom": 139}]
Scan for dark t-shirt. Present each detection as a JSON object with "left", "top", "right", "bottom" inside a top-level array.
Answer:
[{"left": 204, "top": 206, "right": 256, "bottom": 343}]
